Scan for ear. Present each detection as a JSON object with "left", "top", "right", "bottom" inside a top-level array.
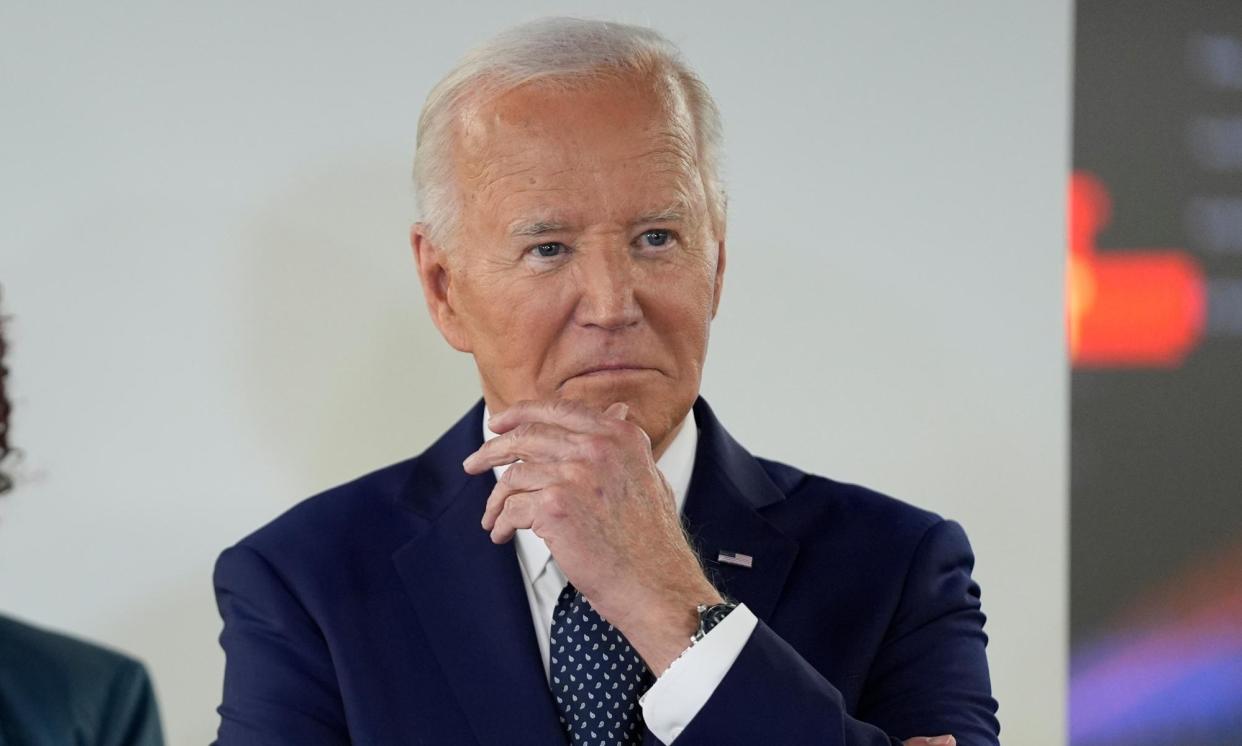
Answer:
[
  {"left": 411, "top": 222, "right": 472, "bottom": 353},
  {"left": 710, "top": 236, "right": 727, "bottom": 320}
]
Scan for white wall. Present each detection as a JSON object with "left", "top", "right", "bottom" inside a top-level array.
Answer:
[{"left": 0, "top": 2, "right": 1070, "bottom": 743}]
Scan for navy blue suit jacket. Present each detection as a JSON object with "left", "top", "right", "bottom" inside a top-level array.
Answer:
[{"left": 213, "top": 396, "right": 1000, "bottom": 745}]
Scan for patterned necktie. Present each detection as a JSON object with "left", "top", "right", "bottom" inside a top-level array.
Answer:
[{"left": 549, "top": 582, "right": 654, "bottom": 745}]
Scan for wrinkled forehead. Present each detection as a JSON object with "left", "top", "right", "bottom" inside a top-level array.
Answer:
[{"left": 447, "top": 71, "right": 706, "bottom": 225}]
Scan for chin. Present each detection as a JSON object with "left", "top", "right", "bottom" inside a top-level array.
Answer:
[
  {"left": 557, "top": 371, "right": 691, "bottom": 424},
  {"left": 559, "top": 379, "right": 644, "bottom": 406}
]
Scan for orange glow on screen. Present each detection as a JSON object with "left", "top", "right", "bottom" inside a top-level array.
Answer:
[{"left": 1068, "top": 171, "right": 1207, "bottom": 368}]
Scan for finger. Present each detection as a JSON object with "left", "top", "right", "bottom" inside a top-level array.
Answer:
[
  {"left": 481, "top": 462, "right": 561, "bottom": 531},
  {"left": 604, "top": 401, "right": 629, "bottom": 420},
  {"left": 489, "top": 491, "right": 539, "bottom": 544},
  {"left": 463, "top": 421, "right": 580, "bottom": 474},
  {"left": 488, "top": 397, "right": 616, "bottom": 436}
]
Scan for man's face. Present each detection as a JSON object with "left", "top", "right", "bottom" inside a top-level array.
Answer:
[{"left": 414, "top": 72, "right": 725, "bottom": 455}]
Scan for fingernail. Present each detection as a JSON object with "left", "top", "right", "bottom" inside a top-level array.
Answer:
[{"left": 929, "top": 737, "right": 954, "bottom": 746}]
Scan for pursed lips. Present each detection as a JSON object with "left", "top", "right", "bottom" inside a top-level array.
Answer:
[{"left": 562, "top": 364, "right": 657, "bottom": 385}]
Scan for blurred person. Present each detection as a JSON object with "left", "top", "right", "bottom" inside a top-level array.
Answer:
[
  {"left": 213, "top": 18, "right": 999, "bottom": 746},
  {"left": 0, "top": 290, "right": 165, "bottom": 746}
]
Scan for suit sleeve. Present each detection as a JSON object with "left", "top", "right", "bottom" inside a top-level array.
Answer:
[
  {"left": 212, "top": 543, "right": 351, "bottom": 746},
  {"left": 666, "top": 519, "right": 1000, "bottom": 745}
]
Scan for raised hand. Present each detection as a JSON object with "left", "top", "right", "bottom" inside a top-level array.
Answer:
[{"left": 466, "top": 398, "right": 723, "bottom": 675}]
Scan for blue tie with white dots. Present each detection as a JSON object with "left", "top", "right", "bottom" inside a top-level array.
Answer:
[{"left": 549, "top": 582, "right": 654, "bottom": 745}]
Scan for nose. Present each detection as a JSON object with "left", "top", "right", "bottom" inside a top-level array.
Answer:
[{"left": 574, "top": 243, "right": 642, "bottom": 330}]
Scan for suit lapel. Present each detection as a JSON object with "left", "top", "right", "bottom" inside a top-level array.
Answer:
[
  {"left": 392, "top": 398, "right": 565, "bottom": 746},
  {"left": 641, "top": 396, "right": 800, "bottom": 746},
  {"left": 681, "top": 396, "right": 800, "bottom": 622}
]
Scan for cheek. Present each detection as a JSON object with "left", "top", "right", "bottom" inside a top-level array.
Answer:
[
  {"left": 651, "top": 256, "right": 717, "bottom": 315},
  {"left": 644, "top": 269, "right": 716, "bottom": 348},
  {"left": 462, "top": 278, "right": 568, "bottom": 361}
]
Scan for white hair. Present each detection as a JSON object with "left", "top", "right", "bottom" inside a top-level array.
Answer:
[{"left": 412, "top": 17, "right": 726, "bottom": 247}]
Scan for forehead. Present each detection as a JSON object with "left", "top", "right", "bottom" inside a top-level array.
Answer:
[{"left": 450, "top": 73, "right": 705, "bottom": 227}]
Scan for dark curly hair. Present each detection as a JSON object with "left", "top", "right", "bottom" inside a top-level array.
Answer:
[{"left": 0, "top": 288, "right": 11, "bottom": 495}]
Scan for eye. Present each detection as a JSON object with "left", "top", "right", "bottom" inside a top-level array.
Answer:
[
  {"left": 528, "top": 242, "right": 568, "bottom": 259},
  {"left": 639, "top": 229, "right": 674, "bottom": 248}
]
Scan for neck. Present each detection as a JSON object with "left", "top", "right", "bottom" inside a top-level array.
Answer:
[{"left": 649, "top": 414, "right": 686, "bottom": 463}]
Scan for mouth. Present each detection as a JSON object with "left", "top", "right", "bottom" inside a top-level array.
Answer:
[{"left": 563, "top": 364, "right": 658, "bottom": 385}]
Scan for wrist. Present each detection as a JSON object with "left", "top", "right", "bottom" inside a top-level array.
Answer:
[{"left": 614, "top": 581, "right": 725, "bottom": 676}]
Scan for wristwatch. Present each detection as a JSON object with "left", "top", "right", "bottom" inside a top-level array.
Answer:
[{"left": 691, "top": 600, "right": 738, "bottom": 643}]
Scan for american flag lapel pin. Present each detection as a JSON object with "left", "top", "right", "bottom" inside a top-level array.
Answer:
[{"left": 716, "top": 550, "right": 753, "bottom": 569}]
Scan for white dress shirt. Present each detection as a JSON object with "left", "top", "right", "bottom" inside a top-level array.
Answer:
[{"left": 483, "top": 404, "right": 759, "bottom": 744}]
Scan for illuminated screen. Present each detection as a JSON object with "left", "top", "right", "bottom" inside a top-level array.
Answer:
[{"left": 1070, "top": 1, "right": 1242, "bottom": 743}]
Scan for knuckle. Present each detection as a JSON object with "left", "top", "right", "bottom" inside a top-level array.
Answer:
[
  {"left": 541, "top": 485, "right": 568, "bottom": 510},
  {"left": 502, "top": 494, "right": 531, "bottom": 520},
  {"left": 582, "top": 436, "right": 609, "bottom": 461},
  {"left": 528, "top": 517, "right": 548, "bottom": 538},
  {"left": 564, "top": 461, "right": 591, "bottom": 484},
  {"left": 552, "top": 399, "right": 580, "bottom": 416},
  {"left": 499, "top": 463, "right": 520, "bottom": 485},
  {"left": 543, "top": 495, "right": 567, "bottom": 519}
]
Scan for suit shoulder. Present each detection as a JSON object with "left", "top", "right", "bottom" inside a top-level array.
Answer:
[
  {"left": 755, "top": 455, "right": 944, "bottom": 541},
  {"left": 0, "top": 614, "right": 154, "bottom": 720},
  {"left": 225, "top": 456, "right": 420, "bottom": 562},
  {"left": 0, "top": 613, "right": 146, "bottom": 677}
]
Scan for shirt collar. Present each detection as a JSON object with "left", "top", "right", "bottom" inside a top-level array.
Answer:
[{"left": 482, "top": 402, "right": 699, "bottom": 585}]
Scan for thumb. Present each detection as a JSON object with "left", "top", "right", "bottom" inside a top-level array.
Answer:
[{"left": 604, "top": 402, "right": 630, "bottom": 420}]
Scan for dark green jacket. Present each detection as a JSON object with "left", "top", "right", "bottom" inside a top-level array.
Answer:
[{"left": 0, "top": 614, "right": 163, "bottom": 746}]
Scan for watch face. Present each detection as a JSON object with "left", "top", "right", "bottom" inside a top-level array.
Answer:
[{"left": 697, "top": 602, "right": 737, "bottom": 639}]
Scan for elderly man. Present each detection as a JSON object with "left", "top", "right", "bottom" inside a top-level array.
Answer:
[{"left": 213, "top": 17, "right": 1000, "bottom": 746}]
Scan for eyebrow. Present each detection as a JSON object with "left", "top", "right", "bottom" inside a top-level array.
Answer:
[
  {"left": 506, "top": 202, "right": 691, "bottom": 239},
  {"left": 510, "top": 219, "right": 569, "bottom": 238},
  {"left": 632, "top": 205, "right": 686, "bottom": 225}
]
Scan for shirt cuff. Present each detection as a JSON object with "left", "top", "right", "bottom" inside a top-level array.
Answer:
[{"left": 638, "top": 602, "right": 758, "bottom": 744}]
